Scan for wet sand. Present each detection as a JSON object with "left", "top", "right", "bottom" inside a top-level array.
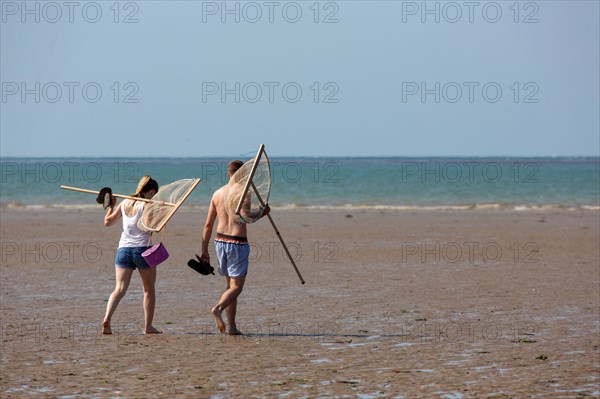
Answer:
[{"left": 1, "top": 207, "right": 599, "bottom": 398}]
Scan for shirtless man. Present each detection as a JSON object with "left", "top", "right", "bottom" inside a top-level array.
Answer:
[{"left": 200, "top": 160, "right": 270, "bottom": 335}]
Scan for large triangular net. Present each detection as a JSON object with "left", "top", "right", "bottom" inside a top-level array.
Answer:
[
  {"left": 226, "top": 150, "right": 271, "bottom": 224},
  {"left": 138, "top": 178, "right": 200, "bottom": 232}
]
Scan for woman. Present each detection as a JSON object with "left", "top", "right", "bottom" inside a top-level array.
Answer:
[{"left": 102, "top": 175, "right": 162, "bottom": 335}]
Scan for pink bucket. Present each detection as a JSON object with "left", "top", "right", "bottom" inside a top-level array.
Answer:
[{"left": 142, "top": 243, "right": 169, "bottom": 267}]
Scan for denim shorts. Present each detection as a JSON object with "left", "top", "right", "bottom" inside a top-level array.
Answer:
[{"left": 115, "top": 247, "right": 151, "bottom": 270}]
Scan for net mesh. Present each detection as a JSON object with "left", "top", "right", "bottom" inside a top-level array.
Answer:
[
  {"left": 226, "top": 150, "right": 271, "bottom": 224},
  {"left": 138, "top": 179, "right": 199, "bottom": 232}
]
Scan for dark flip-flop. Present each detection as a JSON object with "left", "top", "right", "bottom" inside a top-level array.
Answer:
[
  {"left": 96, "top": 187, "right": 113, "bottom": 210},
  {"left": 187, "top": 255, "right": 215, "bottom": 275}
]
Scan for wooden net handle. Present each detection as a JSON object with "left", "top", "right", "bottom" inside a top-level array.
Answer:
[{"left": 60, "top": 185, "right": 176, "bottom": 206}]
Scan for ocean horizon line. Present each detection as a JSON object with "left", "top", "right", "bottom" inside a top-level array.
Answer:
[{"left": 1, "top": 155, "right": 599, "bottom": 161}]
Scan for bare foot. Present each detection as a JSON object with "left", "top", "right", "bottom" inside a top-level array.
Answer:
[
  {"left": 144, "top": 326, "right": 163, "bottom": 334},
  {"left": 227, "top": 328, "right": 243, "bottom": 336},
  {"left": 211, "top": 306, "right": 226, "bottom": 334},
  {"left": 102, "top": 320, "right": 112, "bottom": 335}
]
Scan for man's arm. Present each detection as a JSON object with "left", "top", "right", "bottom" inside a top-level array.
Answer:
[
  {"left": 239, "top": 195, "right": 270, "bottom": 223},
  {"left": 200, "top": 196, "right": 217, "bottom": 261},
  {"left": 261, "top": 204, "right": 270, "bottom": 218}
]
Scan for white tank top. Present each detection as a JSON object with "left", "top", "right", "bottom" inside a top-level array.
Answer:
[{"left": 118, "top": 201, "right": 151, "bottom": 248}]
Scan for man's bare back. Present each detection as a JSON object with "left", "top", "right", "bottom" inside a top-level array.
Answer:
[{"left": 211, "top": 182, "right": 248, "bottom": 237}]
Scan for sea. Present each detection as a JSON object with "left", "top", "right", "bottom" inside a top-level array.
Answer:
[{"left": 0, "top": 157, "right": 598, "bottom": 211}]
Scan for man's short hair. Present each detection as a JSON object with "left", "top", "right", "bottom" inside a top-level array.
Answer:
[{"left": 228, "top": 160, "right": 244, "bottom": 176}]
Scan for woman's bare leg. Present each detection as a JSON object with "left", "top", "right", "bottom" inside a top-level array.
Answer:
[
  {"left": 138, "top": 267, "right": 161, "bottom": 334},
  {"left": 103, "top": 267, "right": 134, "bottom": 334}
]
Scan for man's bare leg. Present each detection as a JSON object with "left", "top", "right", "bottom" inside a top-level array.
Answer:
[
  {"left": 103, "top": 267, "right": 134, "bottom": 334},
  {"left": 226, "top": 298, "right": 242, "bottom": 335},
  {"left": 212, "top": 275, "right": 246, "bottom": 334},
  {"left": 139, "top": 267, "right": 162, "bottom": 334}
]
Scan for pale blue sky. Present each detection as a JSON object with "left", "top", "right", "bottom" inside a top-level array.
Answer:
[{"left": 1, "top": 1, "right": 598, "bottom": 157}]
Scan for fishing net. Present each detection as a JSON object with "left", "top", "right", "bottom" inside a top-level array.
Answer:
[
  {"left": 138, "top": 178, "right": 201, "bottom": 232},
  {"left": 226, "top": 148, "right": 271, "bottom": 224}
]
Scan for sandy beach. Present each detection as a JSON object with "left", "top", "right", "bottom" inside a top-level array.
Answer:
[{"left": 1, "top": 207, "right": 598, "bottom": 398}]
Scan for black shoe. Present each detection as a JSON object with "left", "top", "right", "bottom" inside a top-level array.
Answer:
[{"left": 187, "top": 255, "right": 215, "bottom": 275}]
